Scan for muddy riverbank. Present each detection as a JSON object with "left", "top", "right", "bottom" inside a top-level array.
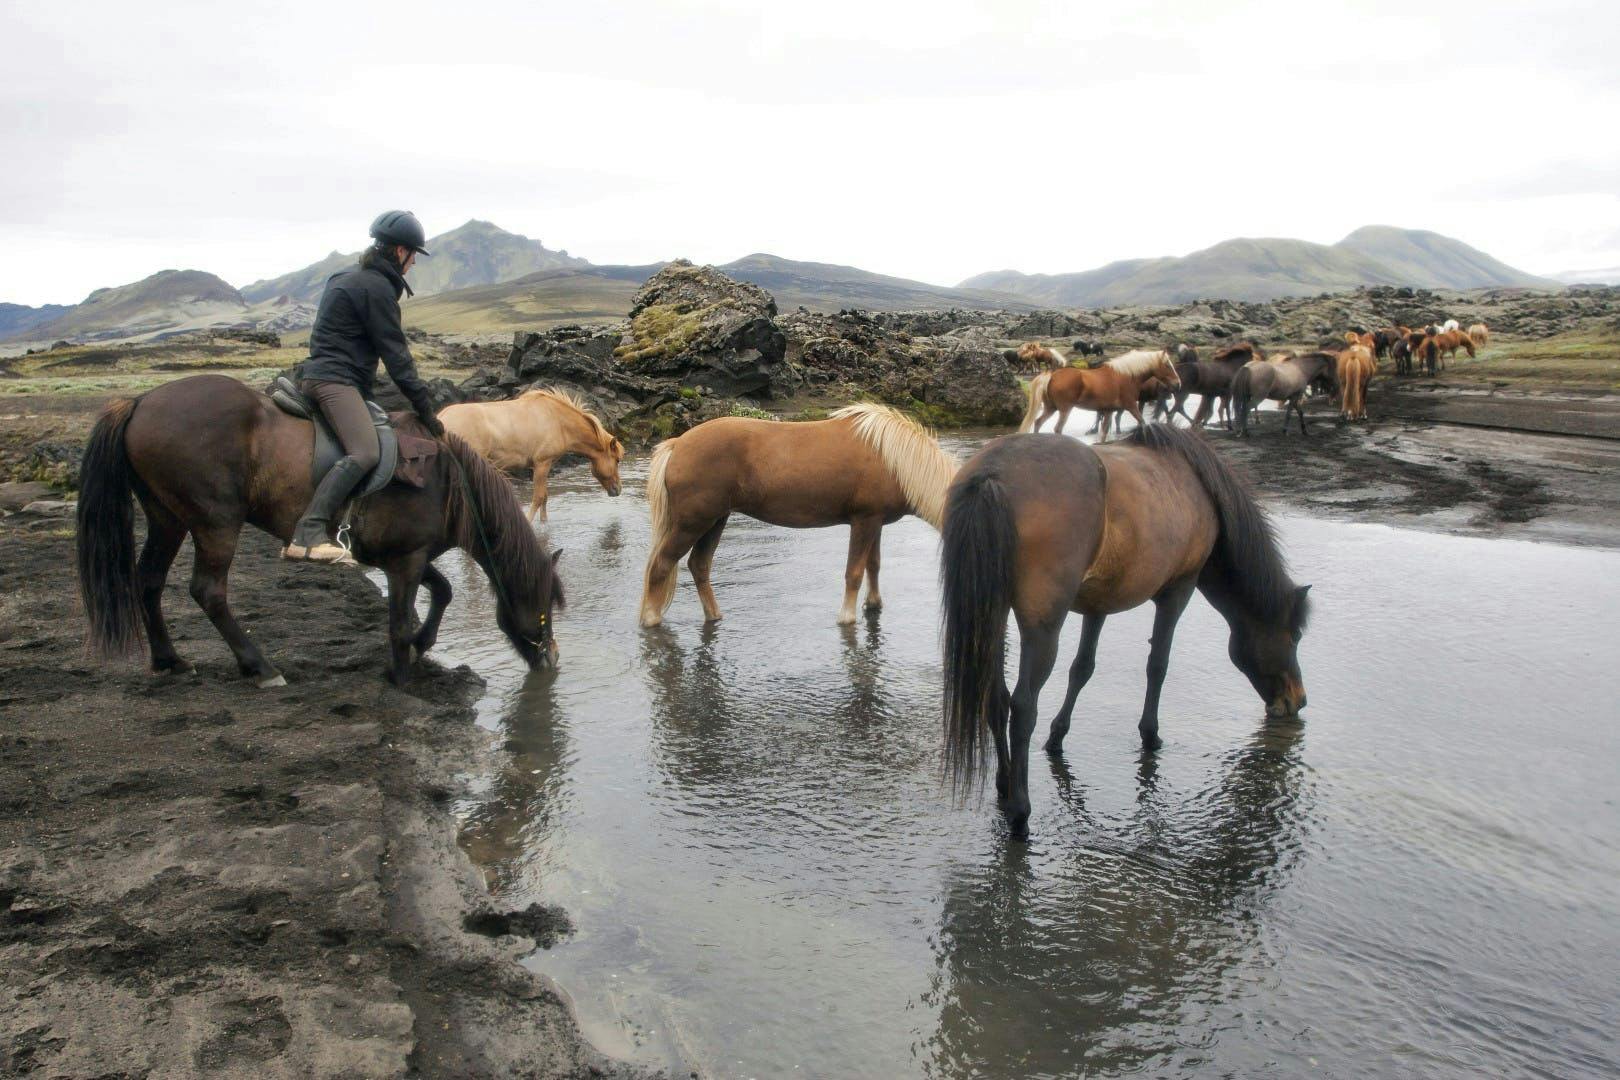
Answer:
[{"left": 0, "top": 519, "right": 646, "bottom": 1078}]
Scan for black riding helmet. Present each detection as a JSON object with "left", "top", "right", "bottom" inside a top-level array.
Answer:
[{"left": 369, "top": 210, "right": 431, "bottom": 256}]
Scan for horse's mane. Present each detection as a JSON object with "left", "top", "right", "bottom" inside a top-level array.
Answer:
[
  {"left": 1211, "top": 342, "right": 1266, "bottom": 365},
  {"left": 1123, "top": 424, "right": 1307, "bottom": 633},
  {"left": 439, "top": 430, "right": 565, "bottom": 610},
  {"left": 831, "top": 403, "right": 959, "bottom": 529},
  {"left": 519, "top": 386, "right": 617, "bottom": 449},
  {"left": 1106, "top": 349, "right": 1169, "bottom": 376}
]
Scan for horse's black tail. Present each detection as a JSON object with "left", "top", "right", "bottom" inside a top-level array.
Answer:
[
  {"left": 1231, "top": 364, "right": 1254, "bottom": 434},
  {"left": 76, "top": 397, "right": 144, "bottom": 657},
  {"left": 940, "top": 470, "right": 1018, "bottom": 795}
]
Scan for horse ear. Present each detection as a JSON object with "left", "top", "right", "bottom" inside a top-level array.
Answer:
[
  {"left": 551, "top": 548, "right": 564, "bottom": 566},
  {"left": 1296, "top": 583, "right": 1311, "bottom": 597}
]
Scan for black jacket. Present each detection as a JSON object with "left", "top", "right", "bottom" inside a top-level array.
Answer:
[{"left": 302, "top": 260, "right": 436, "bottom": 419}]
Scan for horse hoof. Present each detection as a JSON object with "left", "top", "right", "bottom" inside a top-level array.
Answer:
[{"left": 258, "top": 674, "right": 288, "bottom": 689}]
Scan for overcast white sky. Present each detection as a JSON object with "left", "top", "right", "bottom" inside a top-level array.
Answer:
[{"left": 3, "top": 0, "right": 1618, "bottom": 305}]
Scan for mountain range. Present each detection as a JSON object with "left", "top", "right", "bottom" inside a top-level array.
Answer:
[
  {"left": 959, "top": 226, "right": 1557, "bottom": 307},
  {"left": 240, "top": 219, "right": 586, "bottom": 304},
  {"left": 0, "top": 223, "right": 1565, "bottom": 345}
]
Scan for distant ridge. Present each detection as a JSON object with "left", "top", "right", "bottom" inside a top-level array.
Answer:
[
  {"left": 241, "top": 219, "right": 588, "bottom": 304},
  {"left": 402, "top": 253, "right": 1037, "bottom": 332},
  {"left": 961, "top": 226, "right": 1558, "bottom": 307},
  {"left": 6, "top": 270, "right": 249, "bottom": 343}
]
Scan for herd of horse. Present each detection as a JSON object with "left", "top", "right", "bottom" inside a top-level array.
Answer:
[
  {"left": 74, "top": 343, "right": 1346, "bottom": 835},
  {"left": 1017, "top": 316, "right": 1489, "bottom": 437}
]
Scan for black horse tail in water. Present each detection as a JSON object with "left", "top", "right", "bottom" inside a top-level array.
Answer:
[
  {"left": 1230, "top": 363, "right": 1255, "bottom": 436},
  {"left": 76, "top": 396, "right": 145, "bottom": 657},
  {"left": 940, "top": 470, "right": 1018, "bottom": 795}
]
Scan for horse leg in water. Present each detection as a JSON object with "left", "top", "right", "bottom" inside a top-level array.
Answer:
[
  {"left": 383, "top": 551, "right": 429, "bottom": 685},
  {"left": 1086, "top": 412, "right": 1102, "bottom": 435},
  {"left": 1006, "top": 609, "right": 1066, "bottom": 836},
  {"left": 188, "top": 524, "right": 284, "bottom": 687},
  {"left": 1043, "top": 612, "right": 1105, "bottom": 754},
  {"left": 1191, "top": 392, "right": 1215, "bottom": 429},
  {"left": 863, "top": 528, "right": 883, "bottom": 612},
  {"left": 838, "top": 515, "right": 882, "bottom": 625},
  {"left": 641, "top": 516, "right": 715, "bottom": 627},
  {"left": 134, "top": 495, "right": 191, "bottom": 674},
  {"left": 687, "top": 514, "right": 729, "bottom": 622},
  {"left": 1290, "top": 394, "right": 1310, "bottom": 437},
  {"left": 412, "top": 562, "right": 453, "bottom": 656},
  {"left": 1053, "top": 406, "right": 1075, "bottom": 435},
  {"left": 528, "top": 455, "right": 557, "bottom": 522},
  {"left": 1139, "top": 576, "right": 1197, "bottom": 749}
]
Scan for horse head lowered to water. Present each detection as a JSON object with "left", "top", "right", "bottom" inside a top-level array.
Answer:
[
  {"left": 76, "top": 374, "right": 564, "bottom": 687},
  {"left": 939, "top": 425, "right": 1309, "bottom": 836}
]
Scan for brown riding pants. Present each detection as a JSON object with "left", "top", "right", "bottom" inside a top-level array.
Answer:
[{"left": 301, "top": 380, "right": 381, "bottom": 472}]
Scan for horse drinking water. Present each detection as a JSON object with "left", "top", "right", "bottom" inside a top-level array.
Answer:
[
  {"left": 940, "top": 425, "right": 1310, "bottom": 837},
  {"left": 440, "top": 387, "right": 624, "bottom": 521},
  {"left": 76, "top": 374, "right": 564, "bottom": 687}
]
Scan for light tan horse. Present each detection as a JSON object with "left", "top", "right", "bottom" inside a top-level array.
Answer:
[
  {"left": 1019, "top": 349, "right": 1180, "bottom": 439},
  {"left": 1335, "top": 344, "right": 1376, "bottom": 420},
  {"left": 440, "top": 388, "right": 624, "bottom": 521},
  {"left": 1016, "top": 341, "right": 1068, "bottom": 372},
  {"left": 639, "top": 403, "right": 958, "bottom": 627},
  {"left": 1467, "top": 322, "right": 1489, "bottom": 347}
]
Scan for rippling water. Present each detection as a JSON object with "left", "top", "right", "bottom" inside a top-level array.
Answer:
[{"left": 424, "top": 439, "right": 1619, "bottom": 1079}]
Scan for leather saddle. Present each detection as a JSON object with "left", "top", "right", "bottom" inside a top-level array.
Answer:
[{"left": 269, "top": 376, "right": 399, "bottom": 498}]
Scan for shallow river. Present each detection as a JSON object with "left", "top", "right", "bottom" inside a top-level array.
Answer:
[{"left": 423, "top": 436, "right": 1618, "bottom": 1079}]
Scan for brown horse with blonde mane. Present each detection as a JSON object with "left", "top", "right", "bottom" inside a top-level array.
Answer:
[
  {"left": 1015, "top": 341, "right": 1068, "bottom": 373},
  {"left": 940, "top": 426, "right": 1309, "bottom": 837},
  {"left": 639, "top": 403, "right": 958, "bottom": 627},
  {"left": 1020, "top": 349, "right": 1180, "bottom": 438},
  {"left": 440, "top": 387, "right": 624, "bottom": 521},
  {"left": 75, "top": 374, "right": 564, "bottom": 687}
]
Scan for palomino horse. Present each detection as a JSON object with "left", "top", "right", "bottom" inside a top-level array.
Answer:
[
  {"left": 940, "top": 425, "right": 1309, "bottom": 836},
  {"left": 1157, "top": 341, "right": 1265, "bottom": 429},
  {"left": 440, "top": 388, "right": 623, "bottom": 522},
  {"left": 1015, "top": 341, "right": 1068, "bottom": 373},
  {"left": 76, "top": 374, "right": 564, "bottom": 687},
  {"left": 1467, "top": 322, "right": 1489, "bottom": 347},
  {"left": 1335, "top": 344, "right": 1376, "bottom": 420},
  {"left": 1020, "top": 350, "right": 1181, "bottom": 439},
  {"left": 1231, "top": 352, "right": 1337, "bottom": 436},
  {"left": 639, "top": 403, "right": 957, "bottom": 627}
]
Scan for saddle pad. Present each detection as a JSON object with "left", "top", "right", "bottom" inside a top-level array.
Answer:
[{"left": 391, "top": 432, "right": 439, "bottom": 489}]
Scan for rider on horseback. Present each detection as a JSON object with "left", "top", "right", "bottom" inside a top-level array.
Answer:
[{"left": 283, "top": 210, "right": 446, "bottom": 563}]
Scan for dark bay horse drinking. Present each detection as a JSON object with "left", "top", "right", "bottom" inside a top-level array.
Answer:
[
  {"left": 76, "top": 373, "right": 564, "bottom": 686},
  {"left": 940, "top": 426, "right": 1309, "bottom": 837}
]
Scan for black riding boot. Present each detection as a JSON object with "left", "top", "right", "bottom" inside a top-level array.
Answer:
[{"left": 283, "top": 456, "right": 369, "bottom": 563}]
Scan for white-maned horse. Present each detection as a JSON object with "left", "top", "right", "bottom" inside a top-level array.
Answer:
[{"left": 440, "top": 388, "right": 624, "bottom": 521}]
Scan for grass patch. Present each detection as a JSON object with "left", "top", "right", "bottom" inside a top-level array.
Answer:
[
  {"left": 1442, "top": 332, "right": 1620, "bottom": 388},
  {"left": 615, "top": 302, "right": 724, "bottom": 364},
  {"left": 728, "top": 402, "right": 775, "bottom": 420}
]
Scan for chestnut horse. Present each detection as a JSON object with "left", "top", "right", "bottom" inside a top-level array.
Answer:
[
  {"left": 441, "top": 387, "right": 624, "bottom": 521},
  {"left": 1231, "top": 352, "right": 1337, "bottom": 436},
  {"left": 1020, "top": 350, "right": 1181, "bottom": 439},
  {"left": 940, "top": 426, "right": 1310, "bottom": 836},
  {"left": 1015, "top": 341, "right": 1068, "bottom": 373},
  {"left": 75, "top": 374, "right": 564, "bottom": 687},
  {"left": 1335, "top": 344, "right": 1376, "bottom": 420},
  {"left": 639, "top": 403, "right": 958, "bottom": 627},
  {"left": 1157, "top": 341, "right": 1266, "bottom": 429},
  {"left": 1434, "top": 329, "right": 1476, "bottom": 363}
]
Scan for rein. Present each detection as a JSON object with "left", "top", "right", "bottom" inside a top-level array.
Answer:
[{"left": 445, "top": 448, "right": 550, "bottom": 648}]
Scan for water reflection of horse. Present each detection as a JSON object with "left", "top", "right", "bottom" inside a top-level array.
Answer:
[
  {"left": 924, "top": 722, "right": 1310, "bottom": 1076},
  {"left": 440, "top": 387, "right": 624, "bottom": 522},
  {"left": 639, "top": 404, "right": 957, "bottom": 627},
  {"left": 75, "top": 374, "right": 564, "bottom": 687},
  {"left": 940, "top": 426, "right": 1309, "bottom": 836},
  {"left": 1019, "top": 350, "right": 1181, "bottom": 439},
  {"left": 457, "top": 670, "right": 571, "bottom": 894}
]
